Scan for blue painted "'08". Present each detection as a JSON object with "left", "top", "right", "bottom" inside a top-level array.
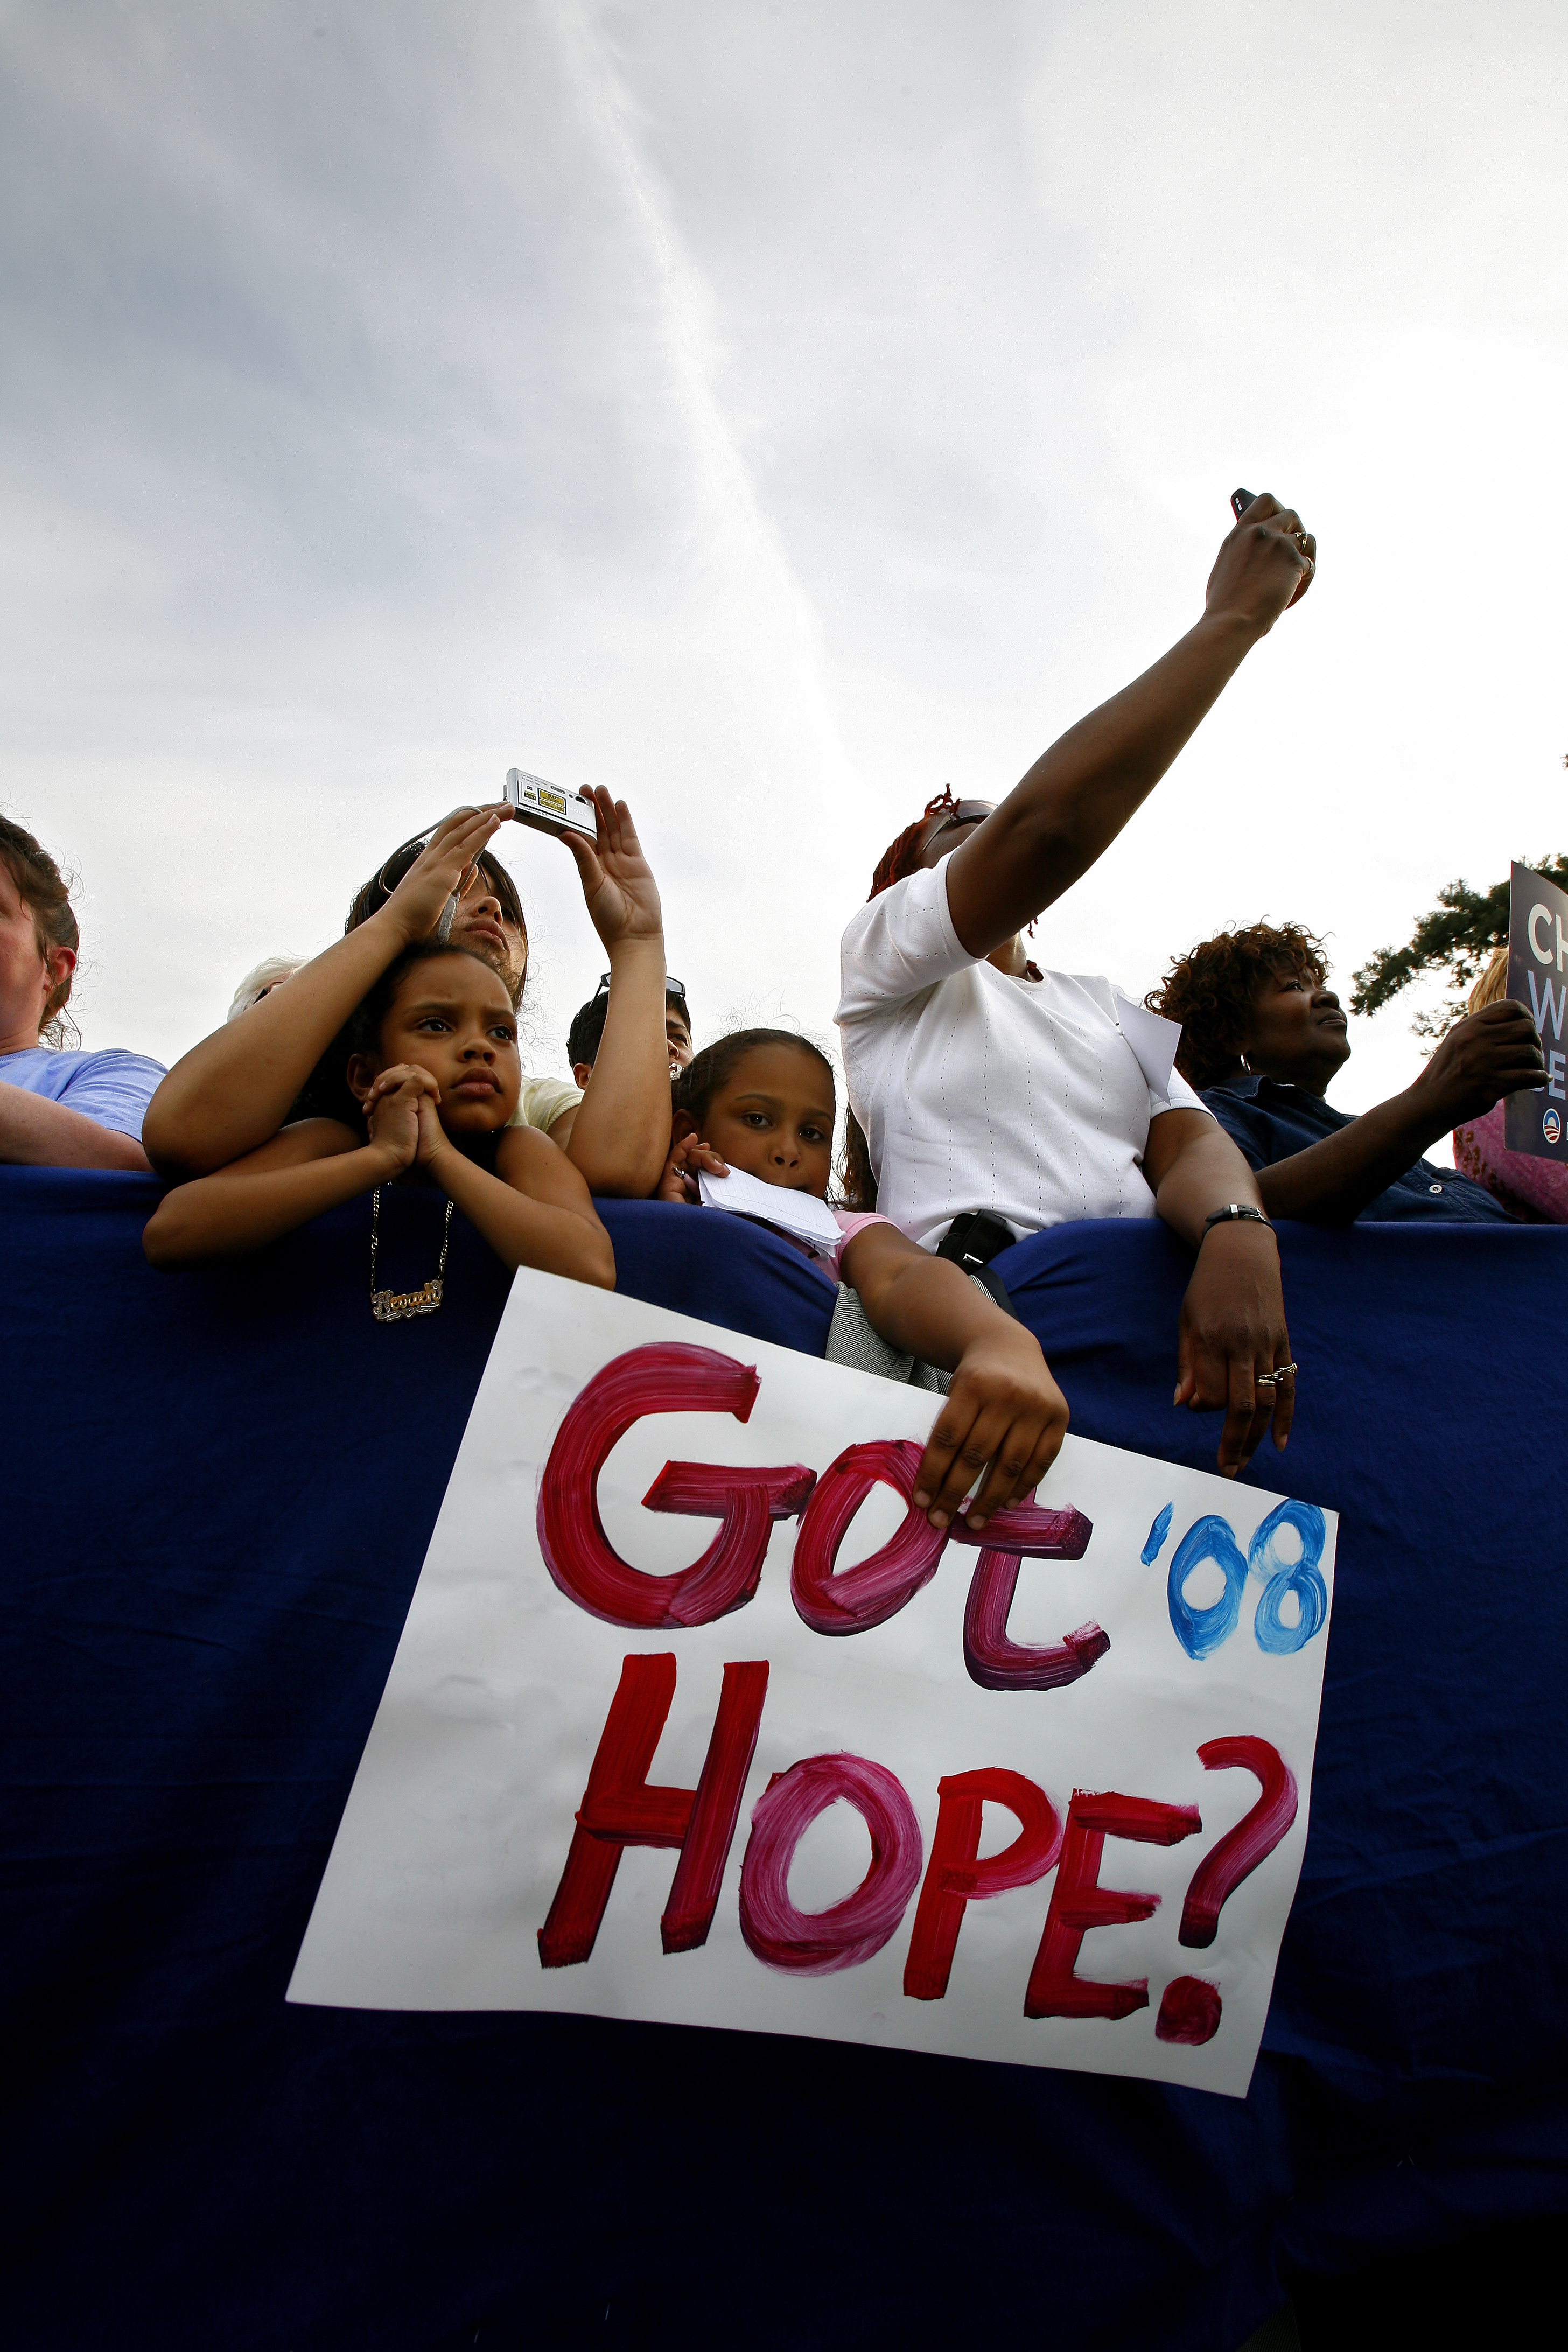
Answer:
[{"left": 1145, "top": 1499, "right": 1329, "bottom": 1662}]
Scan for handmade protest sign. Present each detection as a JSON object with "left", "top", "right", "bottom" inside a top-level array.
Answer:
[
  {"left": 289, "top": 1271, "right": 1337, "bottom": 2097},
  {"left": 1505, "top": 860, "right": 1568, "bottom": 1161}
]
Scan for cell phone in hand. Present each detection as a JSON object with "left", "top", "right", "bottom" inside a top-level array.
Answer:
[
  {"left": 505, "top": 767, "right": 598, "bottom": 843},
  {"left": 1230, "top": 488, "right": 1256, "bottom": 521}
]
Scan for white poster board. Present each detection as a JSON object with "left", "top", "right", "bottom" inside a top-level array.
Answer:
[{"left": 290, "top": 1270, "right": 1336, "bottom": 2098}]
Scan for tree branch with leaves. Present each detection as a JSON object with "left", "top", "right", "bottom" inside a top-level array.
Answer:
[{"left": 1350, "top": 858, "right": 1568, "bottom": 1040}]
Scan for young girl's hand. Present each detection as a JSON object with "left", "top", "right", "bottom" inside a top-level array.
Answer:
[
  {"left": 656, "top": 1132, "right": 729, "bottom": 1202},
  {"left": 361, "top": 1064, "right": 440, "bottom": 1174},
  {"left": 383, "top": 806, "right": 513, "bottom": 947},
  {"left": 911, "top": 1326, "right": 1070, "bottom": 1534},
  {"left": 558, "top": 789, "right": 665, "bottom": 953},
  {"left": 412, "top": 1086, "right": 451, "bottom": 1170}
]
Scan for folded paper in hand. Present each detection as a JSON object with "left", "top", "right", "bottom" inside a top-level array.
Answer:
[{"left": 697, "top": 1165, "right": 842, "bottom": 1254}]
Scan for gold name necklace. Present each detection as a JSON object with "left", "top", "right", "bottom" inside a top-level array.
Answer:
[{"left": 369, "top": 1189, "right": 454, "bottom": 1322}]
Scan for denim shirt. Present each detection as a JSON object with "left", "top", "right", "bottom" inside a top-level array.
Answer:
[{"left": 1200, "top": 1074, "right": 1516, "bottom": 1224}]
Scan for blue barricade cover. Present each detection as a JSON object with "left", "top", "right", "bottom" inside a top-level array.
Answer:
[{"left": 3, "top": 1167, "right": 1565, "bottom": 2348}]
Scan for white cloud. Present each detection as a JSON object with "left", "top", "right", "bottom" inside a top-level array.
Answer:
[{"left": 2, "top": 0, "right": 1564, "bottom": 1131}]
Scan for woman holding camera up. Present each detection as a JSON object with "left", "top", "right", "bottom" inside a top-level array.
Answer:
[
  {"left": 837, "top": 493, "right": 1315, "bottom": 1481},
  {"left": 143, "top": 790, "right": 674, "bottom": 1199}
]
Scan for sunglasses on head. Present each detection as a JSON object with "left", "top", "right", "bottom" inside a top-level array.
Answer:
[
  {"left": 914, "top": 798, "right": 996, "bottom": 858},
  {"left": 594, "top": 970, "right": 690, "bottom": 1023}
]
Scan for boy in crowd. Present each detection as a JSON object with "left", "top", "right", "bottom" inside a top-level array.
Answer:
[{"left": 568, "top": 974, "right": 694, "bottom": 1089}]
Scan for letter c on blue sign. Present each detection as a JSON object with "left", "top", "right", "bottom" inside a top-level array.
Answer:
[
  {"left": 1529, "top": 904, "right": 1553, "bottom": 964},
  {"left": 1167, "top": 1514, "right": 1249, "bottom": 1660}
]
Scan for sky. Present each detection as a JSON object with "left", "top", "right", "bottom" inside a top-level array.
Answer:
[{"left": 3, "top": 0, "right": 1564, "bottom": 1140}]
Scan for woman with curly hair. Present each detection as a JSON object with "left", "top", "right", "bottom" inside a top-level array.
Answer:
[
  {"left": 1148, "top": 922, "right": 1543, "bottom": 1223},
  {"left": 837, "top": 493, "right": 1317, "bottom": 1481}
]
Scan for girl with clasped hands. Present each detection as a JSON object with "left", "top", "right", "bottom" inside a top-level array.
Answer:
[
  {"left": 143, "top": 790, "right": 675, "bottom": 1201},
  {"left": 143, "top": 937, "right": 613, "bottom": 1291}
]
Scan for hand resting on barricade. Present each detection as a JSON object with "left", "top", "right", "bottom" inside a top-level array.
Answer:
[{"left": 663, "top": 1029, "right": 1072, "bottom": 1530}]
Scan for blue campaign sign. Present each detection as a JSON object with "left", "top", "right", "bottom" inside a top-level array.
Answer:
[{"left": 1506, "top": 861, "right": 1568, "bottom": 1160}]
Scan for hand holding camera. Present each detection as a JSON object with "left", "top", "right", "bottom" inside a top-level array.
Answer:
[
  {"left": 502, "top": 766, "right": 664, "bottom": 957},
  {"left": 562, "top": 786, "right": 667, "bottom": 958},
  {"left": 1206, "top": 488, "right": 1317, "bottom": 636},
  {"left": 381, "top": 804, "right": 512, "bottom": 949}
]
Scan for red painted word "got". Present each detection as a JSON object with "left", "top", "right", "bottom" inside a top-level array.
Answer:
[{"left": 536, "top": 1342, "right": 1102, "bottom": 1689}]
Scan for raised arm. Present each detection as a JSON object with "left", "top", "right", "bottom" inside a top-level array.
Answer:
[
  {"left": 142, "top": 807, "right": 512, "bottom": 1181},
  {"left": 944, "top": 495, "right": 1315, "bottom": 959},
  {"left": 553, "top": 790, "right": 673, "bottom": 1198},
  {"left": 1249, "top": 1003, "right": 1546, "bottom": 1224}
]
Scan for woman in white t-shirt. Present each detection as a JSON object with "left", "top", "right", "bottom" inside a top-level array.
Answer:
[{"left": 837, "top": 491, "right": 1315, "bottom": 1479}]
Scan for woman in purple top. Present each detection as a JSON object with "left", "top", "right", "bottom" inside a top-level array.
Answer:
[{"left": 0, "top": 816, "right": 165, "bottom": 1171}]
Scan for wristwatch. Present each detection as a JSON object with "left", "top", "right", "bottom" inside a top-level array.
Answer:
[{"left": 1201, "top": 1203, "right": 1274, "bottom": 1237}]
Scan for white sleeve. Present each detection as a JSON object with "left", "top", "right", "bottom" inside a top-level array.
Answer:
[
  {"left": 1152, "top": 1066, "right": 1214, "bottom": 1121},
  {"left": 835, "top": 855, "right": 976, "bottom": 1025},
  {"left": 510, "top": 1075, "right": 584, "bottom": 1132}
]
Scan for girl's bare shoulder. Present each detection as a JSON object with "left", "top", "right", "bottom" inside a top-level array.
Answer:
[{"left": 225, "top": 1116, "right": 363, "bottom": 1174}]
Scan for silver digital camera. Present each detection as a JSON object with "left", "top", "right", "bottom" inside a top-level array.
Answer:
[{"left": 505, "top": 767, "right": 598, "bottom": 843}]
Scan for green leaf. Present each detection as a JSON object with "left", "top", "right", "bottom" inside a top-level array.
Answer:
[{"left": 1348, "top": 860, "right": 1568, "bottom": 1021}]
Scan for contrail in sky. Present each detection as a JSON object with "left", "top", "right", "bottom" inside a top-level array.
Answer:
[{"left": 543, "top": 0, "right": 855, "bottom": 781}]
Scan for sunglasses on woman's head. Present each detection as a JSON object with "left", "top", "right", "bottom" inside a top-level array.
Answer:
[
  {"left": 372, "top": 831, "right": 522, "bottom": 927},
  {"left": 915, "top": 799, "right": 996, "bottom": 858},
  {"left": 373, "top": 835, "right": 433, "bottom": 902}
]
